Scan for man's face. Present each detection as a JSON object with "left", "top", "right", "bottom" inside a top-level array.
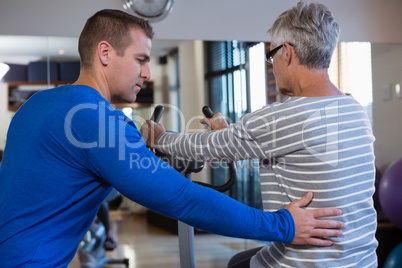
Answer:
[{"left": 108, "top": 29, "right": 152, "bottom": 103}]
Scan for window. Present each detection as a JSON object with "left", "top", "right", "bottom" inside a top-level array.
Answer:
[
  {"left": 329, "top": 42, "right": 373, "bottom": 123},
  {"left": 205, "top": 40, "right": 263, "bottom": 208}
]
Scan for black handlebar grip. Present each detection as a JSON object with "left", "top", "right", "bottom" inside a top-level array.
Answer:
[
  {"left": 202, "top": 106, "right": 214, "bottom": 118},
  {"left": 150, "top": 105, "right": 164, "bottom": 123}
]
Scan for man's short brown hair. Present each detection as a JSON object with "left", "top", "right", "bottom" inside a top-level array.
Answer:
[{"left": 78, "top": 9, "right": 154, "bottom": 69}]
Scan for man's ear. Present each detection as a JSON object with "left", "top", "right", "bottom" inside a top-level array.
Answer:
[
  {"left": 282, "top": 43, "right": 294, "bottom": 66},
  {"left": 98, "top": 41, "right": 112, "bottom": 66}
]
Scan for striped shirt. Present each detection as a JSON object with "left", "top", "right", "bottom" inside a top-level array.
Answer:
[{"left": 156, "top": 95, "right": 378, "bottom": 267}]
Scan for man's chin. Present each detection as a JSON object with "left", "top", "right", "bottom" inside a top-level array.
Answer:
[{"left": 111, "top": 96, "right": 137, "bottom": 104}]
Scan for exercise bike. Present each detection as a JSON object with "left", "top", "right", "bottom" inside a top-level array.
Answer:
[
  {"left": 149, "top": 105, "right": 237, "bottom": 268},
  {"left": 78, "top": 105, "right": 236, "bottom": 268},
  {"left": 78, "top": 219, "right": 129, "bottom": 268}
]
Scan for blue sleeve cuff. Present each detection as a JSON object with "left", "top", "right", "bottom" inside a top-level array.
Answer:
[{"left": 275, "top": 209, "right": 295, "bottom": 244}]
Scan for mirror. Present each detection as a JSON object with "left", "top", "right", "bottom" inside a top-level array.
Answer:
[
  {"left": 0, "top": 35, "right": 183, "bottom": 148},
  {"left": 1, "top": 35, "right": 402, "bottom": 173}
]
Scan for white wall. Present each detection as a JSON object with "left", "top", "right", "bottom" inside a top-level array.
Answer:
[
  {"left": 0, "top": 0, "right": 402, "bottom": 43},
  {"left": 372, "top": 44, "right": 402, "bottom": 172},
  {"left": 178, "top": 41, "right": 205, "bottom": 126},
  {"left": 178, "top": 40, "right": 208, "bottom": 183}
]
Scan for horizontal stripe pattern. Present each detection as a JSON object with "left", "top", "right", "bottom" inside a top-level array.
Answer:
[{"left": 157, "top": 95, "right": 378, "bottom": 267}]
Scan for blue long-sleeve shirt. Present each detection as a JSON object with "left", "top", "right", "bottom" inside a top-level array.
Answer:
[{"left": 0, "top": 85, "right": 294, "bottom": 267}]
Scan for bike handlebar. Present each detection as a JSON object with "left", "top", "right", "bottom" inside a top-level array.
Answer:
[
  {"left": 150, "top": 105, "right": 164, "bottom": 123},
  {"left": 150, "top": 105, "right": 236, "bottom": 193},
  {"left": 202, "top": 106, "right": 214, "bottom": 119}
]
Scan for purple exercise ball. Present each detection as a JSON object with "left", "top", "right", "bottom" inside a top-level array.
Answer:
[{"left": 379, "top": 158, "right": 402, "bottom": 229}]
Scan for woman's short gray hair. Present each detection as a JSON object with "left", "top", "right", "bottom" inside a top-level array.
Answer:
[{"left": 268, "top": 1, "right": 340, "bottom": 69}]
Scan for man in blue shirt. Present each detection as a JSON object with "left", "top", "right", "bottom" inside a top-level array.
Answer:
[{"left": 0, "top": 9, "right": 344, "bottom": 267}]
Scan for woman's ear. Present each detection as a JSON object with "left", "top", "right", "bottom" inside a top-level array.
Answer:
[{"left": 98, "top": 41, "right": 112, "bottom": 66}]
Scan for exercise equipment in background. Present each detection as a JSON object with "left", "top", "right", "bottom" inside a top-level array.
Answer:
[
  {"left": 150, "top": 105, "right": 236, "bottom": 268},
  {"left": 78, "top": 220, "right": 129, "bottom": 268},
  {"left": 378, "top": 157, "right": 402, "bottom": 268},
  {"left": 379, "top": 157, "right": 402, "bottom": 229},
  {"left": 384, "top": 243, "right": 402, "bottom": 268}
]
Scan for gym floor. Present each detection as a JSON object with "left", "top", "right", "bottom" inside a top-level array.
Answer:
[{"left": 68, "top": 210, "right": 265, "bottom": 268}]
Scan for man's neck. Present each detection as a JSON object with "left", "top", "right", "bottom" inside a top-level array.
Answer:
[
  {"left": 73, "top": 68, "right": 112, "bottom": 102},
  {"left": 290, "top": 67, "right": 343, "bottom": 97}
]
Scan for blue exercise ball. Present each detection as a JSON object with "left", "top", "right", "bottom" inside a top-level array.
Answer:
[
  {"left": 384, "top": 243, "right": 402, "bottom": 268},
  {"left": 379, "top": 158, "right": 402, "bottom": 229}
]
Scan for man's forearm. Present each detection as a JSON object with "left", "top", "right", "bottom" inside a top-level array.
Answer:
[{"left": 155, "top": 129, "right": 261, "bottom": 162}]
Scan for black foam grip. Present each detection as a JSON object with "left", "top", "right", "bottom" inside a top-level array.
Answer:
[
  {"left": 202, "top": 106, "right": 214, "bottom": 118},
  {"left": 150, "top": 105, "right": 164, "bottom": 123}
]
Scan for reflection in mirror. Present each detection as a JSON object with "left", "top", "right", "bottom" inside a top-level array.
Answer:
[
  {"left": 0, "top": 36, "right": 81, "bottom": 115},
  {"left": 0, "top": 35, "right": 182, "bottom": 147},
  {"left": 0, "top": 35, "right": 382, "bottom": 169},
  {"left": 0, "top": 35, "right": 79, "bottom": 64},
  {"left": 0, "top": 63, "right": 10, "bottom": 80}
]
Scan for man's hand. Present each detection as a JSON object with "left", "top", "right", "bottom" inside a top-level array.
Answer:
[
  {"left": 285, "top": 191, "right": 345, "bottom": 246},
  {"left": 140, "top": 120, "right": 165, "bottom": 148},
  {"left": 200, "top": 112, "right": 228, "bottom": 130}
]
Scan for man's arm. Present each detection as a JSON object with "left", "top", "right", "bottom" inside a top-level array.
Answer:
[
  {"left": 100, "top": 147, "right": 344, "bottom": 245},
  {"left": 140, "top": 117, "right": 265, "bottom": 162}
]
